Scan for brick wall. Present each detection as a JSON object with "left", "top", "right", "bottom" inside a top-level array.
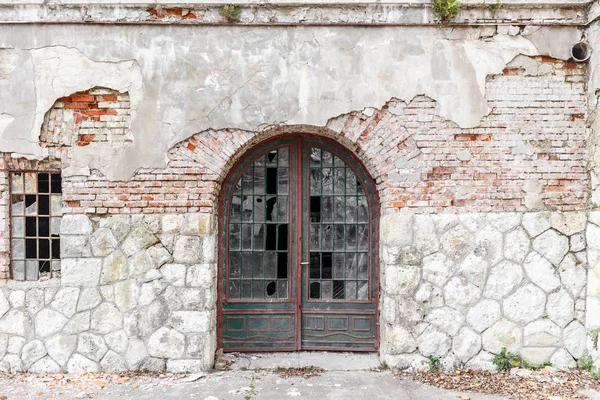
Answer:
[
  {"left": 41, "top": 87, "right": 132, "bottom": 148},
  {"left": 60, "top": 57, "right": 588, "bottom": 215}
]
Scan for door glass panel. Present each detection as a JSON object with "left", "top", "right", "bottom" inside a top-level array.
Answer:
[
  {"left": 307, "top": 146, "right": 370, "bottom": 301},
  {"left": 228, "top": 146, "right": 290, "bottom": 299}
]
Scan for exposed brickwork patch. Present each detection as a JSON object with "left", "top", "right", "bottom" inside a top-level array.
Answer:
[
  {"left": 41, "top": 87, "right": 132, "bottom": 148},
  {"left": 54, "top": 58, "right": 587, "bottom": 215}
]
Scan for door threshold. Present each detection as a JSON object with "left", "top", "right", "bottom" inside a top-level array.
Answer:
[{"left": 226, "top": 351, "right": 381, "bottom": 371}]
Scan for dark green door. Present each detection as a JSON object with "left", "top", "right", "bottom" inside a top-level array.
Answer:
[{"left": 219, "top": 135, "right": 378, "bottom": 352}]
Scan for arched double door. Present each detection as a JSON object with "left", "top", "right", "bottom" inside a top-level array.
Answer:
[{"left": 218, "top": 135, "right": 379, "bottom": 351}]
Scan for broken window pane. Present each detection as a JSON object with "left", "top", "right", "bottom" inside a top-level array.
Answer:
[
  {"left": 11, "top": 195, "right": 24, "bottom": 215},
  {"left": 11, "top": 173, "right": 23, "bottom": 193},
  {"left": 24, "top": 173, "right": 37, "bottom": 194},
  {"left": 38, "top": 173, "right": 50, "bottom": 193}
]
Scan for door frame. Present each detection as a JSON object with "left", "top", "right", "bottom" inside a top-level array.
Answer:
[{"left": 216, "top": 133, "right": 380, "bottom": 351}]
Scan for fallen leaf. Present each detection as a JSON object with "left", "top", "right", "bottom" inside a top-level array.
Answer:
[
  {"left": 131, "top": 383, "right": 139, "bottom": 389},
  {"left": 0, "top": 394, "right": 7, "bottom": 400},
  {"left": 116, "top": 377, "right": 129, "bottom": 385},
  {"left": 93, "top": 380, "right": 108, "bottom": 389}
]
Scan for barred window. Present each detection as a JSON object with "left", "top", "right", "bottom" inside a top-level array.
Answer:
[{"left": 11, "top": 172, "right": 62, "bottom": 281}]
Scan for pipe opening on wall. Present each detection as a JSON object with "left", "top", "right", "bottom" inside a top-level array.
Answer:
[{"left": 571, "top": 41, "right": 591, "bottom": 62}]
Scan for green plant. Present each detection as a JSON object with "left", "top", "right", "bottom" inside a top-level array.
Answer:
[
  {"left": 427, "top": 356, "right": 441, "bottom": 373},
  {"left": 432, "top": 0, "right": 461, "bottom": 22},
  {"left": 219, "top": 5, "right": 242, "bottom": 23},
  {"left": 493, "top": 348, "right": 522, "bottom": 371},
  {"left": 488, "top": 0, "right": 502, "bottom": 16},
  {"left": 579, "top": 355, "right": 594, "bottom": 371},
  {"left": 379, "top": 361, "right": 389, "bottom": 370},
  {"left": 244, "top": 374, "right": 256, "bottom": 400}
]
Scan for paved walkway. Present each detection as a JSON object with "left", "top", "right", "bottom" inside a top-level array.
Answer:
[{"left": 0, "top": 353, "right": 511, "bottom": 400}]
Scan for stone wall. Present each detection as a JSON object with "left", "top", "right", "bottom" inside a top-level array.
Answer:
[
  {"left": 0, "top": 213, "right": 217, "bottom": 373},
  {"left": 379, "top": 211, "right": 590, "bottom": 370}
]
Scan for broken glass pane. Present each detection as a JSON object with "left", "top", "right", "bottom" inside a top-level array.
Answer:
[
  {"left": 38, "top": 174, "right": 49, "bottom": 193},
  {"left": 322, "top": 253, "right": 332, "bottom": 279},
  {"left": 265, "top": 168, "right": 276, "bottom": 195},
  {"left": 241, "top": 196, "right": 253, "bottom": 222},
  {"left": 266, "top": 150, "right": 277, "bottom": 166},
  {"left": 52, "top": 239, "right": 60, "bottom": 259},
  {"left": 253, "top": 225, "right": 265, "bottom": 250},
  {"left": 25, "top": 195, "right": 37, "bottom": 215},
  {"left": 310, "top": 281, "right": 321, "bottom": 299},
  {"left": 50, "top": 217, "right": 60, "bottom": 236},
  {"left": 266, "top": 281, "right": 277, "bottom": 297},
  {"left": 38, "top": 218, "right": 50, "bottom": 237},
  {"left": 265, "top": 252, "right": 277, "bottom": 278},
  {"left": 50, "top": 174, "right": 62, "bottom": 194},
  {"left": 254, "top": 196, "right": 265, "bottom": 223},
  {"left": 277, "top": 196, "right": 288, "bottom": 223},
  {"left": 277, "top": 252, "right": 288, "bottom": 278},
  {"left": 11, "top": 195, "right": 24, "bottom": 216},
  {"left": 309, "top": 252, "right": 320, "bottom": 279},
  {"left": 254, "top": 168, "right": 266, "bottom": 194},
  {"left": 38, "top": 195, "right": 49, "bottom": 216}
]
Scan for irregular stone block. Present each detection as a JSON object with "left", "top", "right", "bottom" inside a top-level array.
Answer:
[
  {"left": 417, "top": 326, "right": 451, "bottom": 357},
  {"left": 487, "top": 213, "right": 521, "bottom": 233},
  {"left": 522, "top": 212, "right": 552, "bottom": 237},
  {"left": 443, "top": 276, "right": 481, "bottom": 311},
  {"left": 523, "top": 251, "right": 560, "bottom": 292},
  {"left": 61, "top": 215, "right": 93, "bottom": 235},
  {"left": 122, "top": 226, "right": 159, "bottom": 257},
  {"left": 125, "top": 338, "right": 149, "bottom": 369},
  {"left": 504, "top": 284, "right": 546, "bottom": 325},
  {"left": 521, "top": 347, "right": 555, "bottom": 366},
  {"left": 551, "top": 212, "right": 587, "bottom": 236},
  {"left": 167, "top": 359, "right": 205, "bottom": 373},
  {"left": 50, "top": 287, "right": 80, "bottom": 318},
  {"left": 170, "top": 311, "right": 210, "bottom": 333},
  {"left": 523, "top": 319, "right": 561, "bottom": 347},
  {"left": 100, "top": 350, "right": 128, "bottom": 372},
  {"left": 77, "top": 288, "right": 102, "bottom": 312},
  {"left": 29, "top": 356, "right": 61, "bottom": 373},
  {"left": 0, "top": 310, "right": 33, "bottom": 337},
  {"left": 22, "top": 340, "right": 46, "bottom": 368},
  {"left": 559, "top": 254, "right": 586, "bottom": 299},
  {"left": 62, "top": 258, "right": 102, "bottom": 287},
  {"left": 547, "top": 290, "right": 574, "bottom": 328},
  {"left": 422, "top": 253, "right": 454, "bottom": 287},
  {"left": 91, "top": 303, "right": 123, "bottom": 334},
  {"left": 466, "top": 299, "right": 501, "bottom": 333},
  {"left": 160, "top": 264, "right": 187, "bottom": 287},
  {"left": 63, "top": 311, "right": 90, "bottom": 334},
  {"left": 482, "top": 319, "right": 522, "bottom": 354},
  {"left": 114, "top": 279, "right": 140, "bottom": 312},
  {"left": 35, "top": 309, "right": 68, "bottom": 338},
  {"left": 564, "top": 320, "right": 587, "bottom": 359},
  {"left": 147, "top": 327, "right": 185, "bottom": 359},
  {"left": 425, "top": 307, "right": 464, "bottom": 336},
  {"left": 67, "top": 354, "right": 100, "bottom": 373},
  {"left": 173, "top": 236, "right": 202, "bottom": 264},
  {"left": 532, "top": 230, "right": 569, "bottom": 266},
  {"left": 45, "top": 334, "right": 77, "bottom": 367},
  {"left": 101, "top": 251, "right": 129, "bottom": 284},
  {"left": 483, "top": 260, "right": 524, "bottom": 300},
  {"left": 504, "top": 227, "right": 530, "bottom": 263},
  {"left": 473, "top": 225, "right": 503, "bottom": 265},
  {"left": 452, "top": 327, "right": 481, "bottom": 363}
]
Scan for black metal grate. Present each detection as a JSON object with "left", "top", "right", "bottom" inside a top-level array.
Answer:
[
  {"left": 11, "top": 172, "right": 62, "bottom": 281},
  {"left": 308, "top": 148, "right": 369, "bottom": 300},
  {"left": 228, "top": 147, "right": 290, "bottom": 299}
]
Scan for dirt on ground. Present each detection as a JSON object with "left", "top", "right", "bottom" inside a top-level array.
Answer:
[{"left": 400, "top": 368, "right": 600, "bottom": 400}]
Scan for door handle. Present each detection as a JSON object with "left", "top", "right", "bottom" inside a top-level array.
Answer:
[{"left": 300, "top": 262, "right": 309, "bottom": 265}]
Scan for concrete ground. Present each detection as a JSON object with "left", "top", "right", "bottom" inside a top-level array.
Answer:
[{"left": 0, "top": 353, "right": 510, "bottom": 400}]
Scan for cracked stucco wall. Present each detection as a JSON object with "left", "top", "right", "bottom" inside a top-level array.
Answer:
[{"left": 0, "top": 24, "right": 585, "bottom": 180}]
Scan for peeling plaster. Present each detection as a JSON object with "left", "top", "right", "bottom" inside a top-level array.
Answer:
[
  {"left": 0, "top": 48, "right": 16, "bottom": 80},
  {"left": 0, "top": 25, "right": 585, "bottom": 179}
]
